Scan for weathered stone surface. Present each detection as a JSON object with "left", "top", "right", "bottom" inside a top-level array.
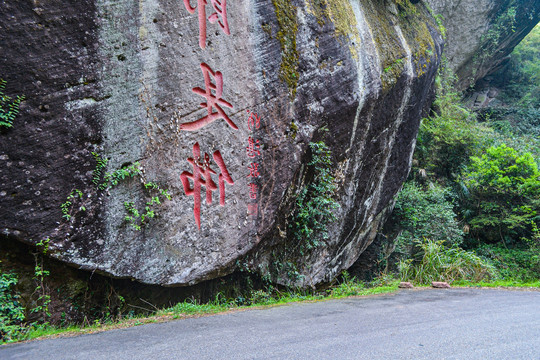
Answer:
[
  {"left": 431, "top": 281, "right": 451, "bottom": 289},
  {"left": 426, "top": 0, "right": 540, "bottom": 90},
  {"left": 399, "top": 282, "right": 414, "bottom": 289},
  {"left": 0, "top": 0, "right": 442, "bottom": 287}
]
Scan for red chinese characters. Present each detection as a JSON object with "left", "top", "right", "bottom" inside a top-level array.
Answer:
[
  {"left": 247, "top": 110, "right": 261, "bottom": 131},
  {"left": 247, "top": 162, "right": 260, "bottom": 178},
  {"left": 246, "top": 137, "right": 260, "bottom": 158},
  {"left": 180, "top": 63, "right": 237, "bottom": 131},
  {"left": 183, "top": 0, "right": 230, "bottom": 49},
  {"left": 248, "top": 183, "right": 258, "bottom": 199},
  {"left": 245, "top": 111, "right": 263, "bottom": 217},
  {"left": 180, "top": 142, "right": 234, "bottom": 229},
  {"left": 247, "top": 203, "right": 258, "bottom": 217}
]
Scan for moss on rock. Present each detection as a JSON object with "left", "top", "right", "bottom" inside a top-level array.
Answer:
[
  {"left": 304, "top": 0, "right": 361, "bottom": 59},
  {"left": 272, "top": 0, "right": 299, "bottom": 99}
]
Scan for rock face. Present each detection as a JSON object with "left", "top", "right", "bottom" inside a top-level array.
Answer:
[
  {"left": 426, "top": 0, "right": 540, "bottom": 90},
  {"left": 0, "top": 0, "right": 442, "bottom": 287}
]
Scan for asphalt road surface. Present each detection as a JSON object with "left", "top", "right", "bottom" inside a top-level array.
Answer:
[{"left": 2, "top": 288, "right": 539, "bottom": 360}]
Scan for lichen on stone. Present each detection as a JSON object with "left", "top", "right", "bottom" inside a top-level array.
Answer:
[
  {"left": 272, "top": 0, "right": 299, "bottom": 99},
  {"left": 360, "top": 0, "right": 438, "bottom": 90},
  {"left": 304, "top": 0, "right": 361, "bottom": 59},
  {"left": 360, "top": 0, "right": 406, "bottom": 91}
]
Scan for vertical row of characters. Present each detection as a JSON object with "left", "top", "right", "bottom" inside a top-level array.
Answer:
[
  {"left": 245, "top": 110, "right": 262, "bottom": 217},
  {"left": 179, "top": 1, "right": 253, "bottom": 229}
]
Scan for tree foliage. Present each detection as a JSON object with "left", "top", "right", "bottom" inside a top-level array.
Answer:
[
  {"left": 462, "top": 144, "right": 540, "bottom": 244},
  {"left": 392, "top": 181, "right": 463, "bottom": 252},
  {"left": 499, "top": 23, "right": 540, "bottom": 108},
  {"left": 415, "top": 68, "right": 493, "bottom": 181}
]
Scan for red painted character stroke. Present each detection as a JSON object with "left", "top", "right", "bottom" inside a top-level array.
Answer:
[
  {"left": 183, "top": 0, "right": 230, "bottom": 49},
  {"left": 248, "top": 183, "right": 258, "bottom": 199},
  {"left": 247, "top": 203, "right": 258, "bottom": 216},
  {"left": 180, "top": 63, "right": 237, "bottom": 132},
  {"left": 247, "top": 163, "right": 260, "bottom": 178},
  {"left": 180, "top": 142, "right": 234, "bottom": 229},
  {"left": 247, "top": 110, "right": 261, "bottom": 131},
  {"left": 246, "top": 137, "right": 261, "bottom": 158}
]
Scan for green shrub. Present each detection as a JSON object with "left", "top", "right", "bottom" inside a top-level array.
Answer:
[
  {"left": 392, "top": 181, "right": 463, "bottom": 257},
  {"left": 476, "top": 244, "right": 539, "bottom": 282},
  {"left": 289, "top": 140, "right": 339, "bottom": 254},
  {"left": 417, "top": 114, "right": 494, "bottom": 181},
  {"left": 0, "top": 268, "right": 26, "bottom": 343},
  {"left": 398, "top": 239, "right": 496, "bottom": 285},
  {"left": 475, "top": 222, "right": 540, "bottom": 281},
  {"left": 415, "top": 69, "right": 494, "bottom": 180},
  {"left": 462, "top": 144, "right": 540, "bottom": 245},
  {"left": 328, "top": 271, "right": 366, "bottom": 297}
]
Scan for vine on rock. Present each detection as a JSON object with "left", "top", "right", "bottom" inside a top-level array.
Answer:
[
  {"left": 270, "top": 136, "right": 340, "bottom": 284},
  {"left": 0, "top": 79, "right": 24, "bottom": 129}
]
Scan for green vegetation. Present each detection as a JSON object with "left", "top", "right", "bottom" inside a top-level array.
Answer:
[
  {"left": 0, "top": 79, "right": 24, "bottom": 129},
  {"left": 471, "top": 3, "right": 517, "bottom": 80},
  {"left": 63, "top": 154, "right": 172, "bottom": 231},
  {"left": 124, "top": 182, "right": 171, "bottom": 231},
  {"left": 272, "top": 0, "right": 299, "bottom": 99},
  {"left": 463, "top": 144, "right": 539, "bottom": 245},
  {"left": 394, "top": 181, "right": 463, "bottom": 245},
  {"left": 0, "top": 264, "right": 26, "bottom": 342},
  {"left": 398, "top": 239, "right": 496, "bottom": 285},
  {"left": 61, "top": 189, "right": 85, "bottom": 220},
  {"left": 384, "top": 26, "right": 540, "bottom": 287},
  {"left": 31, "top": 238, "right": 51, "bottom": 323},
  {"left": 498, "top": 23, "right": 540, "bottom": 108},
  {"left": 289, "top": 140, "right": 339, "bottom": 254},
  {"left": 267, "top": 139, "right": 340, "bottom": 282},
  {"left": 93, "top": 159, "right": 172, "bottom": 231},
  {"left": 0, "top": 271, "right": 399, "bottom": 344}
]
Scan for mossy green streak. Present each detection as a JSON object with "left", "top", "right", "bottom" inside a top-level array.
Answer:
[{"left": 272, "top": 0, "right": 299, "bottom": 99}]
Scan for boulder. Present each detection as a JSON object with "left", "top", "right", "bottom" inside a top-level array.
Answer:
[
  {"left": 426, "top": 0, "right": 540, "bottom": 90},
  {"left": 0, "top": 0, "right": 442, "bottom": 287}
]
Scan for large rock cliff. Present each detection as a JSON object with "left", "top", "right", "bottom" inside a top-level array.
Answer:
[
  {"left": 426, "top": 0, "right": 540, "bottom": 90},
  {"left": 0, "top": 0, "right": 442, "bottom": 287}
]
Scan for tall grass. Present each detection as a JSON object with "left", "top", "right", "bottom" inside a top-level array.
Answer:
[{"left": 398, "top": 239, "right": 496, "bottom": 285}]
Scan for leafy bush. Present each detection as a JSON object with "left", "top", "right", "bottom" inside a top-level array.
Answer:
[
  {"left": 462, "top": 144, "right": 540, "bottom": 244},
  {"left": 416, "top": 70, "right": 493, "bottom": 180},
  {"left": 289, "top": 140, "right": 339, "bottom": 254},
  {"left": 398, "top": 239, "right": 496, "bottom": 285},
  {"left": 0, "top": 269, "right": 26, "bottom": 342},
  {"left": 476, "top": 245, "right": 539, "bottom": 282},
  {"left": 392, "top": 181, "right": 463, "bottom": 256}
]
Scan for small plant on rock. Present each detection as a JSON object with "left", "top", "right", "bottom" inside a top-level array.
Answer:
[{"left": 0, "top": 79, "right": 24, "bottom": 129}]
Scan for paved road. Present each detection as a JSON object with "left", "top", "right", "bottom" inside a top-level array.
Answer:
[{"left": 2, "top": 288, "right": 539, "bottom": 360}]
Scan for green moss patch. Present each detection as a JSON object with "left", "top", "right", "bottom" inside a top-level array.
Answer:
[
  {"left": 272, "top": 0, "right": 300, "bottom": 99},
  {"left": 304, "top": 0, "right": 361, "bottom": 59}
]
